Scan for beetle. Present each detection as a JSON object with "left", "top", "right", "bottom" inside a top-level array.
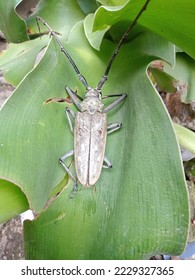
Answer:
[{"left": 36, "top": 0, "right": 150, "bottom": 192}]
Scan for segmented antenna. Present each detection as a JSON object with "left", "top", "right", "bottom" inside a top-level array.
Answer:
[
  {"left": 36, "top": 16, "right": 90, "bottom": 90},
  {"left": 96, "top": 0, "right": 151, "bottom": 90}
]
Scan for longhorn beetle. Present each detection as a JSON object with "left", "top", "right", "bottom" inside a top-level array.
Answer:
[{"left": 36, "top": 0, "right": 150, "bottom": 192}]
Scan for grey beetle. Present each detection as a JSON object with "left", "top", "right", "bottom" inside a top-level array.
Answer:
[{"left": 36, "top": 0, "right": 150, "bottom": 191}]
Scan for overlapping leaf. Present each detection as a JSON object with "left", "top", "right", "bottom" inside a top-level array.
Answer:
[
  {"left": 93, "top": 0, "right": 195, "bottom": 59},
  {"left": 0, "top": 0, "right": 190, "bottom": 259},
  {"left": 0, "top": 0, "right": 28, "bottom": 43}
]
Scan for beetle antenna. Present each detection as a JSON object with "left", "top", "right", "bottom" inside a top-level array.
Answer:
[
  {"left": 96, "top": 0, "right": 151, "bottom": 91},
  {"left": 36, "top": 16, "right": 90, "bottom": 90}
]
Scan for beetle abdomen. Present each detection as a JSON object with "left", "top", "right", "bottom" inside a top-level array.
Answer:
[{"left": 74, "top": 112, "right": 107, "bottom": 187}]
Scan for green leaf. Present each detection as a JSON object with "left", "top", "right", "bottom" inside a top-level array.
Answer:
[
  {"left": 97, "top": 0, "right": 127, "bottom": 5},
  {"left": 77, "top": 0, "right": 98, "bottom": 14},
  {"left": 0, "top": 39, "right": 70, "bottom": 211},
  {"left": 23, "top": 35, "right": 190, "bottom": 256},
  {"left": 149, "top": 66, "right": 178, "bottom": 93},
  {"left": 0, "top": 0, "right": 28, "bottom": 43},
  {"left": 0, "top": 0, "right": 86, "bottom": 86},
  {"left": 164, "top": 53, "right": 195, "bottom": 103},
  {"left": 174, "top": 123, "right": 195, "bottom": 155},
  {"left": 94, "top": 0, "right": 195, "bottom": 59},
  {"left": 27, "top": 0, "right": 85, "bottom": 37},
  {"left": 0, "top": 179, "right": 29, "bottom": 223},
  {"left": 0, "top": 1, "right": 189, "bottom": 259},
  {"left": 84, "top": 14, "right": 110, "bottom": 50},
  {"left": 0, "top": 37, "right": 48, "bottom": 86}
]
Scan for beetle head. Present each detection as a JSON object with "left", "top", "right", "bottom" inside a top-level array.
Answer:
[
  {"left": 81, "top": 88, "right": 104, "bottom": 114},
  {"left": 84, "top": 88, "right": 101, "bottom": 99}
]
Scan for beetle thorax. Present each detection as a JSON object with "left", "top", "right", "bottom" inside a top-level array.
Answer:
[{"left": 80, "top": 88, "right": 103, "bottom": 114}]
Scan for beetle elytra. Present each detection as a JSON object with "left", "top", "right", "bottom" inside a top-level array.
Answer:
[{"left": 36, "top": 0, "right": 150, "bottom": 192}]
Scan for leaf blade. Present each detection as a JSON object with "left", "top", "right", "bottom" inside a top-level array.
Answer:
[
  {"left": 94, "top": 0, "right": 195, "bottom": 58},
  {"left": 0, "top": 0, "right": 28, "bottom": 43},
  {"left": 22, "top": 30, "right": 189, "bottom": 259}
]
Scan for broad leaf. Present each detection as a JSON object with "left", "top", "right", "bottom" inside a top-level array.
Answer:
[
  {"left": 25, "top": 27, "right": 189, "bottom": 258},
  {"left": 0, "top": 0, "right": 85, "bottom": 86},
  {"left": 0, "top": 38, "right": 48, "bottom": 86},
  {"left": 94, "top": 0, "right": 195, "bottom": 59},
  {"left": 0, "top": 0, "right": 190, "bottom": 259},
  {"left": 164, "top": 53, "right": 195, "bottom": 103},
  {"left": 0, "top": 180, "right": 29, "bottom": 223},
  {"left": 174, "top": 123, "right": 195, "bottom": 155},
  {"left": 84, "top": 14, "right": 109, "bottom": 50},
  {"left": 27, "top": 0, "right": 85, "bottom": 37},
  {"left": 0, "top": 0, "right": 28, "bottom": 43}
]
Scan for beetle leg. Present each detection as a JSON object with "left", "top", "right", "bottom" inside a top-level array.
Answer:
[
  {"left": 103, "top": 156, "right": 112, "bottom": 169},
  {"left": 102, "top": 94, "right": 126, "bottom": 99},
  {"left": 59, "top": 150, "right": 78, "bottom": 192},
  {"left": 65, "top": 86, "right": 82, "bottom": 111},
  {"left": 102, "top": 93, "right": 127, "bottom": 113},
  {"left": 107, "top": 122, "right": 122, "bottom": 134},
  {"left": 65, "top": 107, "right": 75, "bottom": 134}
]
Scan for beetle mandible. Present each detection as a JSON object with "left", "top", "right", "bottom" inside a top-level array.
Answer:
[{"left": 36, "top": 0, "right": 150, "bottom": 192}]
